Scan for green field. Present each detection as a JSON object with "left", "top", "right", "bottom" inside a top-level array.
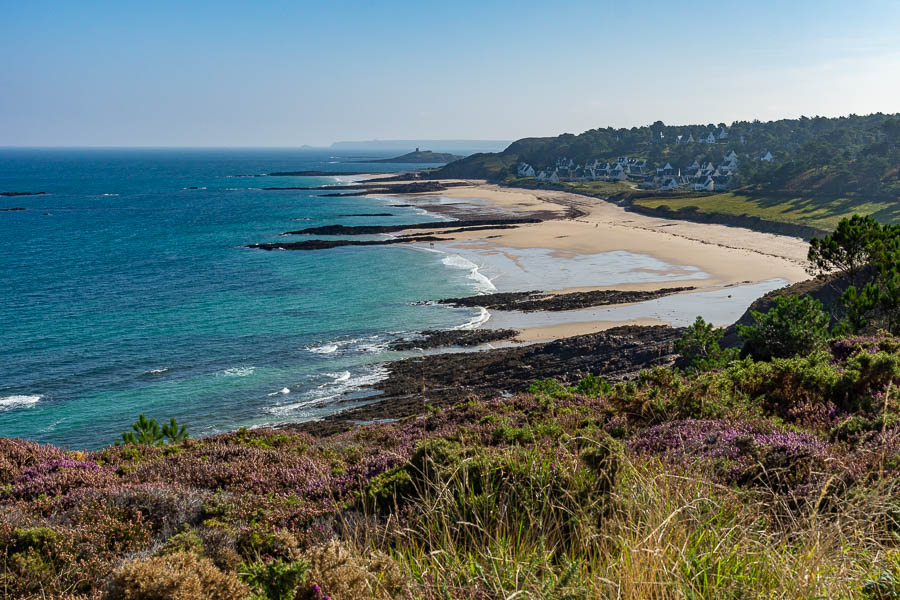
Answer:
[{"left": 634, "top": 190, "right": 900, "bottom": 231}]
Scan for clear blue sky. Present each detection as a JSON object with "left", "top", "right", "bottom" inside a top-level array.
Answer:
[{"left": 2, "top": 0, "right": 899, "bottom": 146}]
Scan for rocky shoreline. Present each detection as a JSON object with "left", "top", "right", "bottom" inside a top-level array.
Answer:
[
  {"left": 284, "top": 217, "right": 542, "bottom": 236},
  {"left": 287, "top": 325, "right": 683, "bottom": 436},
  {"left": 438, "top": 286, "right": 696, "bottom": 312},
  {"left": 389, "top": 328, "right": 520, "bottom": 350}
]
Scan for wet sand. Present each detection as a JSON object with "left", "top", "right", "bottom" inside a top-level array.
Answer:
[{"left": 379, "top": 180, "right": 810, "bottom": 340}]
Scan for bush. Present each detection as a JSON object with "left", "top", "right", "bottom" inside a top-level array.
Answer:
[
  {"left": 241, "top": 558, "right": 307, "bottom": 600},
  {"left": 675, "top": 316, "right": 738, "bottom": 372},
  {"left": 302, "top": 540, "right": 407, "bottom": 600},
  {"left": 105, "top": 551, "right": 249, "bottom": 600},
  {"left": 738, "top": 295, "right": 830, "bottom": 360}
]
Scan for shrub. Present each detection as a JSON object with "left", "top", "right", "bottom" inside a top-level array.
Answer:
[
  {"left": 241, "top": 558, "right": 307, "bottom": 600},
  {"left": 121, "top": 415, "right": 189, "bottom": 446},
  {"left": 675, "top": 316, "right": 738, "bottom": 372},
  {"left": 302, "top": 540, "right": 407, "bottom": 600},
  {"left": 105, "top": 551, "right": 249, "bottom": 600},
  {"left": 571, "top": 373, "right": 612, "bottom": 397},
  {"left": 738, "top": 295, "right": 830, "bottom": 360},
  {"left": 528, "top": 378, "right": 571, "bottom": 400}
]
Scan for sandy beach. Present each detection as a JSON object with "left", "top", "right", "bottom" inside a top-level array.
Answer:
[{"left": 382, "top": 180, "right": 811, "bottom": 341}]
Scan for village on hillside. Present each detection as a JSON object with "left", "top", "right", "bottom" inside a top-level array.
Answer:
[{"left": 517, "top": 126, "right": 774, "bottom": 192}]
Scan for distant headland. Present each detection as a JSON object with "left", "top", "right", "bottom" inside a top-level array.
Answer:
[{"left": 353, "top": 148, "right": 465, "bottom": 164}]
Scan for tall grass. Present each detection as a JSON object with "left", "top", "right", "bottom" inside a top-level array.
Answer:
[{"left": 346, "top": 444, "right": 900, "bottom": 599}]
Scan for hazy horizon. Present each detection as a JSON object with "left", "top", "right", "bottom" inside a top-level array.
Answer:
[{"left": 3, "top": 0, "right": 899, "bottom": 147}]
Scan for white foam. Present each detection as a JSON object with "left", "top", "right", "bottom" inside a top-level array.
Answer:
[
  {"left": 454, "top": 306, "right": 491, "bottom": 330},
  {"left": 146, "top": 368, "right": 168, "bottom": 375},
  {"left": 267, "top": 387, "right": 291, "bottom": 397},
  {"left": 267, "top": 365, "right": 388, "bottom": 416},
  {"left": 328, "top": 371, "right": 351, "bottom": 383},
  {"left": 219, "top": 366, "right": 255, "bottom": 377},
  {"left": 307, "top": 343, "right": 338, "bottom": 354},
  {"left": 441, "top": 254, "right": 497, "bottom": 293},
  {"left": 0, "top": 395, "right": 41, "bottom": 411}
]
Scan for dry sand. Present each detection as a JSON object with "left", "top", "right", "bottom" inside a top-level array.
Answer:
[{"left": 392, "top": 180, "right": 812, "bottom": 341}]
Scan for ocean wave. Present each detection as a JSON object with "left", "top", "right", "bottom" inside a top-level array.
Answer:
[
  {"left": 306, "top": 335, "right": 391, "bottom": 356},
  {"left": 145, "top": 368, "right": 169, "bottom": 375},
  {"left": 101, "top": 193, "right": 119, "bottom": 197},
  {"left": 441, "top": 254, "right": 497, "bottom": 293},
  {"left": 267, "top": 365, "right": 388, "bottom": 416},
  {"left": 267, "top": 387, "right": 291, "bottom": 397},
  {"left": 324, "top": 371, "right": 351, "bottom": 384},
  {"left": 0, "top": 395, "right": 41, "bottom": 411},
  {"left": 218, "top": 366, "right": 255, "bottom": 377},
  {"left": 454, "top": 306, "right": 491, "bottom": 330},
  {"left": 307, "top": 343, "right": 339, "bottom": 354}
]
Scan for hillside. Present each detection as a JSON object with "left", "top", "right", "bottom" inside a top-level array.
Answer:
[
  {"left": 434, "top": 114, "right": 900, "bottom": 230},
  {"left": 359, "top": 149, "right": 465, "bottom": 164}
]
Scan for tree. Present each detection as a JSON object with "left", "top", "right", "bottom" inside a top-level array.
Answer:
[
  {"left": 841, "top": 233, "right": 900, "bottom": 334},
  {"left": 806, "top": 214, "right": 883, "bottom": 281},
  {"left": 121, "top": 414, "right": 189, "bottom": 445},
  {"left": 738, "top": 296, "right": 830, "bottom": 361},
  {"left": 675, "top": 316, "right": 737, "bottom": 372}
]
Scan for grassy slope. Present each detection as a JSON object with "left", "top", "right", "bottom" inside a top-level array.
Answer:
[
  {"left": 3, "top": 336, "right": 900, "bottom": 599},
  {"left": 634, "top": 190, "right": 900, "bottom": 231}
]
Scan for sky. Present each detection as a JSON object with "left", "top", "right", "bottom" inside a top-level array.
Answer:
[{"left": 2, "top": 0, "right": 899, "bottom": 147}]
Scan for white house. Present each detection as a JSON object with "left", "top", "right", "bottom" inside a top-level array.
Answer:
[
  {"left": 725, "top": 150, "right": 738, "bottom": 161},
  {"left": 760, "top": 151, "right": 774, "bottom": 162},
  {"left": 701, "top": 132, "right": 717, "bottom": 144},
  {"left": 659, "top": 176, "right": 680, "bottom": 191},
  {"left": 693, "top": 176, "right": 715, "bottom": 192},
  {"left": 718, "top": 127, "right": 729, "bottom": 140},
  {"left": 517, "top": 163, "right": 536, "bottom": 177},
  {"left": 548, "top": 170, "right": 560, "bottom": 183},
  {"left": 608, "top": 164, "right": 627, "bottom": 181}
]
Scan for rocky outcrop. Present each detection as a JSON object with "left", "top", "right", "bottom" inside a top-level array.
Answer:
[
  {"left": 390, "top": 329, "right": 520, "bottom": 351},
  {"left": 247, "top": 236, "right": 448, "bottom": 251},
  {"left": 0, "top": 192, "right": 45, "bottom": 197},
  {"left": 439, "top": 286, "right": 696, "bottom": 312},
  {"left": 292, "top": 325, "right": 683, "bottom": 435},
  {"left": 285, "top": 218, "right": 541, "bottom": 236}
]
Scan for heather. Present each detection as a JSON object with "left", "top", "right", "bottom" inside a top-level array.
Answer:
[{"left": 1, "top": 331, "right": 899, "bottom": 599}]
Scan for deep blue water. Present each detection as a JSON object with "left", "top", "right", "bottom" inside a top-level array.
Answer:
[{"left": 0, "top": 148, "right": 485, "bottom": 448}]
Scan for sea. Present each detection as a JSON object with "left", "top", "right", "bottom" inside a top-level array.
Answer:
[{"left": 0, "top": 148, "right": 494, "bottom": 448}]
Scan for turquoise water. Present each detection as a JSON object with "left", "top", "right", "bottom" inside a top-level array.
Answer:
[{"left": 0, "top": 148, "right": 486, "bottom": 448}]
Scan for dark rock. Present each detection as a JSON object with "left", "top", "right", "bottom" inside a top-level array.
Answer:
[
  {"left": 390, "top": 329, "right": 520, "bottom": 351},
  {"left": 285, "top": 218, "right": 541, "bottom": 236},
  {"left": 0, "top": 192, "right": 45, "bottom": 197},
  {"left": 439, "top": 286, "right": 696, "bottom": 312},
  {"left": 0, "top": 207, "right": 27, "bottom": 211},
  {"left": 289, "top": 325, "right": 683, "bottom": 436},
  {"left": 247, "top": 236, "right": 448, "bottom": 251}
]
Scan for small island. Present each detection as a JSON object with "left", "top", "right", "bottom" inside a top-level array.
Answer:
[{"left": 357, "top": 148, "right": 465, "bottom": 163}]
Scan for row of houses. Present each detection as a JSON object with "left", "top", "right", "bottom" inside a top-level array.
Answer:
[
  {"left": 673, "top": 127, "right": 746, "bottom": 145},
  {"left": 517, "top": 149, "right": 774, "bottom": 191}
]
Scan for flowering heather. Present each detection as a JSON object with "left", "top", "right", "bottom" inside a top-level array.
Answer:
[
  {"left": 2, "top": 341, "right": 900, "bottom": 597},
  {"left": 630, "top": 418, "right": 833, "bottom": 490}
]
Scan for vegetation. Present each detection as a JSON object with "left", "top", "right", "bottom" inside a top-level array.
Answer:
[
  {"left": 120, "top": 414, "right": 189, "bottom": 446},
  {"left": 6, "top": 213, "right": 900, "bottom": 597},
  {"left": 3, "top": 325, "right": 900, "bottom": 597},
  {"left": 633, "top": 190, "right": 900, "bottom": 231},
  {"left": 737, "top": 295, "right": 830, "bottom": 360},
  {"left": 807, "top": 216, "right": 900, "bottom": 334},
  {"left": 675, "top": 316, "right": 738, "bottom": 372},
  {"left": 439, "top": 114, "right": 900, "bottom": 229}
]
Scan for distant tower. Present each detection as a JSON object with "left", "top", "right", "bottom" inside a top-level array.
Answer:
[{"left": 415, "top": 147, "right": 419, "bottom": 152}]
